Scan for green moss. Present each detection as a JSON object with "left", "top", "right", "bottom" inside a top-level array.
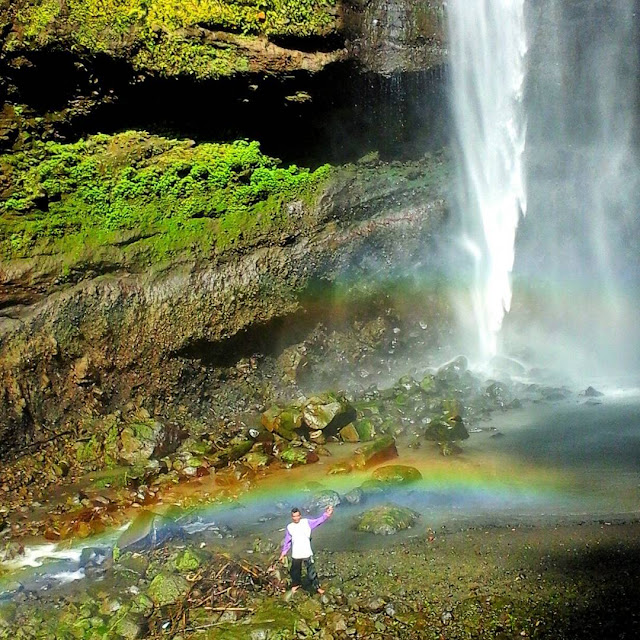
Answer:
[
  {"left": 9, "top": 0, "right": 338, "bottom": 79},
  {"left": 0, "top": 132, "right": 332, "bottom": 267}
]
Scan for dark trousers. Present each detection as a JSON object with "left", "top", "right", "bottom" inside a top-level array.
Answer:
[{"left": 290, "top": 556, "right": 319, "bottom": 590}]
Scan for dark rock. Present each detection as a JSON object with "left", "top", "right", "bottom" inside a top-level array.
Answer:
[{"left": 583, "top": 386, "right": 604, "bottom": 397}]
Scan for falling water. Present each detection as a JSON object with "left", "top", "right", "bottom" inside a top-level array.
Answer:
[
  {"left": 447, "top": 0, "right": 528, "bottom": 362},
  {"left": 506, "top": 0, "right": 640, "bottom": 377}
]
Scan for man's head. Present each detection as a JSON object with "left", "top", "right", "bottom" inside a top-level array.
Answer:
[{"left": 291, "top": 508, "right": 302, "bottom": 523}]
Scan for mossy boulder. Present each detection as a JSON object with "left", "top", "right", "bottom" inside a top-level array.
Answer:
[
  {"left": 173, "top": 548, "right": 203, "bottom": 573},
  {"left": 354, "top": 418, "right": 376, "bottom": 441},
  {"left": 147, "top": 572, "right": 190, "bottom": 607},
  {"left": 118, "top": 420, "right": 175, "bottom": 466},
  {"left": 302, "top": 393, "right": 356, "bottom": 432},
  {"left": 352, "top": 435, "right": 398, "bottom": 469},
  {"left": 425, "top": 417, "right": 469, "bottom": 442},
  {"left": 261, "top": 405, "right": 303, "bottom": 440},
  {"left": 340, "top": 423, "right": 360, "bottom": 442},
  {"left": 371, "top": 464, "right": 422, "bottom": 485},
  {"left": 355, "top": 504, "right": 419, "bottom": 535},
  {"left": 280, "top": 447, "right": 312, "bottom": 466}
]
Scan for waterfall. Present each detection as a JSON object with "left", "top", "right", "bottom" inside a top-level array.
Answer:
[
  {"left": 507, "top": 0, "right": 640, "bottom": 376},
  {"left": 447, "top": 0, "right": 528, "bottom": 363}
]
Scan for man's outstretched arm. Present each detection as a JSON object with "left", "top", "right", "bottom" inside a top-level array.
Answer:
[{"left": 308, "top": 505, "right": 334, "bottom": 530}]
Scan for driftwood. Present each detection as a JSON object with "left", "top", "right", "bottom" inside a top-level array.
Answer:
[{"left": 146, "top": 551, "right": 284, "bottom": 637}]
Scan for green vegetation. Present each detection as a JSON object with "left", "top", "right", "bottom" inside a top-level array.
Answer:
[
  {"left": 8, "top": 0, "right": 338, "bottom": 79},
  {"left": 0, "top": 131, "right": 332, "bottom": 266}
]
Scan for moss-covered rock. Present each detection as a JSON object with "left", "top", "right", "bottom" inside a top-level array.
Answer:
[
  {"left": 371, "top": 464, "right": 422, "bottom": 485},
  {"left": 5, "top": 0, "right": 341, "bottom": 80},
  {"left": 146, "top": 571, "right": 190, "bottom": 607},
  {"left": 355, "top": 503, "right": 419, "bottom": 535},
  {"left": 425, "top": 416, "right": 469, "bottom": 442},
  {"left": 303, "top": 393, "right": 356, "bottom": 431},
  {"left": 0, "top": 133, "right": 332, "bottom": 264},
  {"left": 173, "top": 548, "right": 202, "bottom": 573},
  {"left": 352, "top": 435, "right": 398, "bottom": 469}
]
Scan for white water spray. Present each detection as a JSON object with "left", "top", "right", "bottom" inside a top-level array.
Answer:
[{"left": 447, "top": 0, "right": 528, "bottom": 362}]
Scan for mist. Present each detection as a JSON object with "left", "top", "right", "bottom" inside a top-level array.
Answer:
[{"left": 503, "top": 0, "right": 640, "bottom": 379}]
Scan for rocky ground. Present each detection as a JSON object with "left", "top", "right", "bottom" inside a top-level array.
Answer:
[{"left": 2, "top": 515, "right": 640, "bottom": 639}]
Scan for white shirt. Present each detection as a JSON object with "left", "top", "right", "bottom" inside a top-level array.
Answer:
[{"left": 286, "top": 519, "right": 313, "bottom": 559}]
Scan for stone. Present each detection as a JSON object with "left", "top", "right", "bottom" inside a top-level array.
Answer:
[
  {"left": 280, "top": 447, "right": 311, "bottom": 466},
  {"left": 340, "top": 424, "right": 360, "bottom": 442},
  {"left": 243, "top": 451, "right": 270, "bottom": 470},
  {"left": 147, "top": 572, "right": 190, "bottom": 607},
  {"left": 425, "top": 417, "right": 469, "bottom": 442},
  {"left": 352, "top": 436, "right": 398, "bottom": 469},
  {"left": 118, "top": 420, "right": 182, "bottom": 466},
  {"left": 116, "top": 614, "right": 142, "bottom": 639},
  {"left": 173, "top": 548, "right": 202, "bottom": 573},
  {"left": 303, "top": 394, "right": 356, "bottom": 432},
  {"left": 117, "top": 510, "right": 182, "bottom": 552},
  {"left": 343, "top": 487, "right": 364, "bottom": 505},
  {"left": 305, "top": 489, "right": 341, "bottom": 512},
  {"left": 355, "top": 504, "right": 419, "bottom": 535},
  {"left": 372, "top": 464, "right": 422, "bottom": 485},
  {"left": 354, "top": 418, "right": 375, "bottom": 441},
  {"left": 261, "top": 406, "right": 302, "bottom": 440}
]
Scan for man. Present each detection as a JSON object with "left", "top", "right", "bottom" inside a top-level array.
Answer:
[{"left": 279, "top": 504, "right": 334, "bottom": 594}]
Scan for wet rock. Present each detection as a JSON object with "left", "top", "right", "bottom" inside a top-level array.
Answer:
[
  {"left": 281, "top": 446, "right": 315, "bottom": 467},
  {"left": 424, "top": 417, "right": 469, "bottom": 442},
  {"left": 79, "top": 546, "right": 108, "bottom": 569},
  {"left": 116, "top": 614, "right": 143, "bottom": 639},
  {"left": 117, "top": 510, "right": 183, "bottom": 552},
  {"left": 305, "top": 490, "right": 341, "bottom": 512},
  {"left": 372, "top": 465, "right": 422, "bottom": 485},
  {"left": 354, "top": 418, "right": 376, "bottom": 441},
  {"left": 355, "top": 504, "right": 419, "bottom": 535},
  {"left": 118, "top": 420, "right": 182, "bottom": 466},
  {"left": 343, "top": 487, "right": 364, "bottom": 505},
  {"left": 352, "top": 436, "right": 398, "bottom": 469},
  {"left": 303, "top": 394, "right": 357, "bottom": 432},
  {"left": 340, "top": 424, "right": 360, "bottom": 442},
  {"left": 261, "top": 406, "right": 303, "bottom": 440},
  {"left": 173, "top": 548, "right": 202, "bottom": 573},
  {"left": 484, "top": 381, "right": 513, "bottom": 408},
  {"left": 277, "top": 344, "right": 308, "bottom": 382},
  {"left": 147, "top": 572, "right": 190, "bottom": 607},
  {"left": 583, "top": 386, "right": 604, "bottom": 397},
  {"left": 439, "top": 442, "right": 463, "bottom": 456},
  {"left": 436, "top": 355, "right": 468, "bottom": 383},
  {"left": 208, "top": 440, "right": 253, "bottom": 468},
  {"left": 243, "top": 451, "right": 271, "bottom": 470}
]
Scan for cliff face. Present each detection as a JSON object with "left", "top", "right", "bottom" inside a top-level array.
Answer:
[
  {"left": 0, "top": 1, "right": 449, "bottom": 455},
  {"left": 0, "top": 0, "right": 446, "bottom": 152}
]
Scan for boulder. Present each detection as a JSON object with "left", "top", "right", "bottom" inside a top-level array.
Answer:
[
  {"left": 340, "top": 423, "right": 360, "bottom": 442},
  {"left": 302, "top": 394, "right": 356, "bottom": 432},
  {"left": 261, "top": 406, "right": 303, "bottom": 440},
  {"left": 372, "top": 465, "right": 422, "bottom": 485},
  {"left": 147, "top": 572, "right": 190, "bottom": 607},
  {"left": 305, "top": 489, "right": 341, "bottom": 512},
  {"left": 118, "top": 420, "right": 178, "bottom": 466},
  {"left": 355, "top": 504, "right": 419, "bottom": 535},
  {"left": 352, "top": 436, "right": 398, "bottom": 469},
  {"left": 117, "top": 510, "right": 182, "bottom": 552},
  {"left": 425, "top": 417, "right": 469, "bottom": 442}
]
